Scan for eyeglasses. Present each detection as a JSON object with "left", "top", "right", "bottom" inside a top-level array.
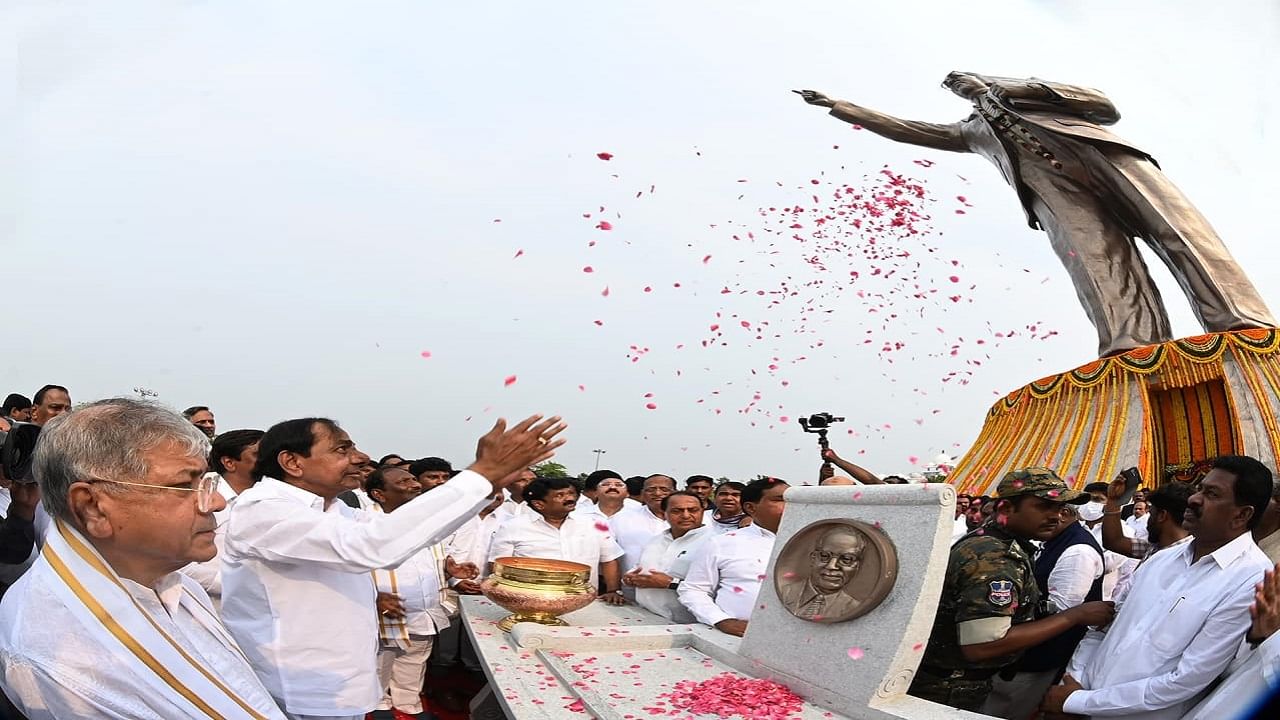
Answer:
[
  {"left": 88, "top": 474, "right": 222, "bottom": 513},
  {"left": 810, "top": 550, "right": 861, "bottom": 568}
]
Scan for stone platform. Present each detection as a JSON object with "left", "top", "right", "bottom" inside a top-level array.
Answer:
[{"left": 460, "top": 596, "right": 845, "bottom": 720}]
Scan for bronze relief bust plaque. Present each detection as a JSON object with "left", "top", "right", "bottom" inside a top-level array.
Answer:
[{"left": 773, "top": 519, "right": 898, "bottom": 624}]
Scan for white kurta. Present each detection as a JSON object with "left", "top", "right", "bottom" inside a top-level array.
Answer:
[
  {"left": 1063, "top": 532, "right": 1272, "bottom": 719},
  {"left": 677, "top": 524, "right": 775, "bottom": 627},
  {"left": 221, "top": 472, "right": 491, "bottom": 716},
  {"left": 374, "top": 543, "right": 451, "bottom": 637},
  {"left": 0, "top": 547, "right": 284, "bottom": 719},
  {"left": 608, "top": 504, "right": 669, "bottom": 574},
  {"left": 445, "top": 511, "right": 501, "bottom": 582},
  {"left": 635, "top": 526, "right": 709, "bottom": 622}
]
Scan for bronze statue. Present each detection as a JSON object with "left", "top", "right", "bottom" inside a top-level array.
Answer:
[{"left": 797, "top": 73, "right": 1276, "bottom": 357}]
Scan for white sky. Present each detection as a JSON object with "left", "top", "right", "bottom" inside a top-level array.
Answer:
[{"left": 5, "top": 0, "right": 1278, "bottom": 482}]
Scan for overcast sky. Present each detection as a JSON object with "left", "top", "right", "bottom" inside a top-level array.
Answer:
[{"left": 5, "top": 0, "right": 1278, "bottom": 482}]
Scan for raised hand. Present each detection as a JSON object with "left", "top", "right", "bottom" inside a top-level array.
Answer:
[
  {"left": 469, "top": 415, "right": 567, "bottom": 487},
  {"left": 1247, "top": 564, "right": 1280, "bottom": 644}
]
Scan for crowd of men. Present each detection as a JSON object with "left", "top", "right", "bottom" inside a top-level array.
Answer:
[{"left": 0, "top": 386, "right": 1277, "bottom": 719}]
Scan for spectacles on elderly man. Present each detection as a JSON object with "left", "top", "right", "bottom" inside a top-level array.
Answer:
[
  {"left": 810, "top": 550, "right": 861, "bottom": 568},
  {"left": 88, "top": 474, "right": 222, "bottom": 513}
]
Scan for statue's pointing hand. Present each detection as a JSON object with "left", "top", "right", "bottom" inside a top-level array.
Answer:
[{"left": 794, "top": 89, "right": 835, "bottom": 108}]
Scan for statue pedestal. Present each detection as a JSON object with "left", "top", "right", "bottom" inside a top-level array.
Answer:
[{"left": 949, "top": 328, "right": 1280, "bottom": 493}]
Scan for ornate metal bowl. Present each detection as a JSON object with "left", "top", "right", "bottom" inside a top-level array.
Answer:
[{"left": 481, "top": 557, "right": 597, "bottom": 631}]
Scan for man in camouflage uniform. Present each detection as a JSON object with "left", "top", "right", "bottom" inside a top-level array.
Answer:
[{"left": 909, "top": 467, "right": 1116, "bottom": 711}]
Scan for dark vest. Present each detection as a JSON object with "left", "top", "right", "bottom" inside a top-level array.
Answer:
[{"left": 1016, "top": 522, "right": 1104, "bottom": 673}]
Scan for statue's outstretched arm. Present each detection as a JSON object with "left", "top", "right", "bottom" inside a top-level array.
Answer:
[
  {"left": 830, "top": 100, "right": 969, "bottom": 152},
  {"left": 795, "top": 90, "right": 967, "bottom": 153}
]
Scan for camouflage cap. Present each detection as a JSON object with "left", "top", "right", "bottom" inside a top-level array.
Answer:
[{"left": 995, "top": 467, "right": 1089, "bottom": 504}]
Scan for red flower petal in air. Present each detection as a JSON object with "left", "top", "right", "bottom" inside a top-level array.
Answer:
[
  {"left": 513, "top": 249, "right": 524, "bottom": 259},
  {"left": 596, "top": 221, "right": 613, "bottom": 231},
  {"left": 847, "top": 647, "right": 865, "bottom": 660},
  {"left": 601, "top": 286, "right": 610, "bottom": 297},
  {"left": 645, "top": 403, "right": 658, "bottom": 410},
  {"left": 420, "top": 351, "right": 432, "bottom": 359},
  {"left": 503, "top": 375, "right": 518, "bottom": 387},
  {"left": 583, "top": 266, "right": 594, "bottom": 273},
  {"left": 596, "top": 152, "right": 614, "bottom": 161}
]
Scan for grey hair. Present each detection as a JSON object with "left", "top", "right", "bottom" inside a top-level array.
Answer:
[{"left": 35, "top": 398, "right": 211, "bottom": 522}]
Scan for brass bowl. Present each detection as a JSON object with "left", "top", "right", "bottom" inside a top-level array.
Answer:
[{"left": 481, "top": 557, "right": 597, "bottom": 631}]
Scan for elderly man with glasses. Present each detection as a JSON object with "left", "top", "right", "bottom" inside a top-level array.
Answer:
[{"left": 0, "top": 398, "right": 287, "bottom": 719}]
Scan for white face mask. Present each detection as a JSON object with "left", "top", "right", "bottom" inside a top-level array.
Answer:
[{"left": 1078, "top": 501, "right": 1105, "bottom": 522}]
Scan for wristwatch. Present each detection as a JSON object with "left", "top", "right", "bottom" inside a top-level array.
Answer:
[{"left": 667, "top": 581, "right": 680, "bottom": 590}]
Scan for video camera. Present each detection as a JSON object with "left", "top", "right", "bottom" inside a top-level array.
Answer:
[
  {"left": 0, "top": 421, "right": 41, "bottom": 483},
  {"left": 798, "top": 412, "right": 845, "bottom": 451},
  {"left": 798, "top": 413, "right": 844, "bottom": 432}
]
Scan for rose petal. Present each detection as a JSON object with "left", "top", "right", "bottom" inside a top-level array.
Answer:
[{"left": 503, "top": 375, "right": 518, "bottom": 387}]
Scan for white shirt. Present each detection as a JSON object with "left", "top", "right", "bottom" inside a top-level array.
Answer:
[
  {"left": 350, "top": 487, "right": 376, "bottom": 511},
  {"left": 179, "top": 477, "right": 239, "bottom": 600},
  {"left": 1086, "top": 520, "right": 1137, "bottom": 601},
  {"left": 678, "top": 523, "right": 775, "bottom": 627},
  {"left": 221, "top": 471, "right": 491, "bottom": 716},
  {"left": 376, "top": 543, "right": 451, "bottom": 636},
  {"left": 488, "top": 513, "right": 624, "bottom": 587},
  {"left": 493, "top": 498, "right": 535, "bottom": 524},
  {"left": 1063, "top": 532, "right": 1272, "bottom": 719},
  {"left": 445, "top": 511, "right": 501, "bottom": 582},
  {"left": 1047, "top": 543, "right": 1105, "bottom": 612},
  {"left": 1126, "top": 514, "right": 1150, "bottom": 541},
  {"left": 1180, "top": 631, "right": 1280, "bottom": 719},
  {"left": 0, "top": 566, "right": 282, "bottom": 719},
  {"left": 951, "top": 515, "right": 970, "bottom": 546},
  {"left": 609, "top": 504, "right": 669, "bottom": 574},
  {"left": 570, "top": 498, "right": 632, "bottom": 522},
  {"left": 635, "top": 526, "right": 709, "bottom": 622}
]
